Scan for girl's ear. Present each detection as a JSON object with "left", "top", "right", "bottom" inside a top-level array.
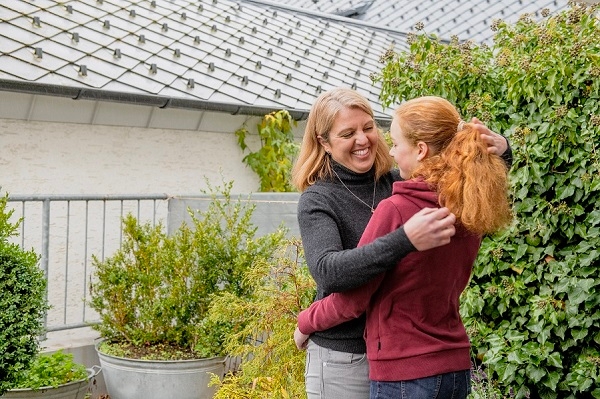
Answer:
[{"left": 416, "top": 141, "right": 429, "bottom": 161}]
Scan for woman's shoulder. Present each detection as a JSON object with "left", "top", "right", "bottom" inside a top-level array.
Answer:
[{"left": 298, "top": 181, "right": 335, "bottom": 208}]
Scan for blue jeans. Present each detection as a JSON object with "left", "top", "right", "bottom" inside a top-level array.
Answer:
[{"left": 369, "top": 370, "right": 471, "bottom": 399}]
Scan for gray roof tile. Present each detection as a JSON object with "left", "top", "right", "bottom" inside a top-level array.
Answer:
[
  {"left": 3, "top": 21, "right": 45, "bottom": 47},
  {"left": 0, "top": 54, "right": 49, "bottom": 81},
  {"left": 0, "top": 5, "right": 21, "bottom": 22},
  {"left": 53, "top": 62, "right": 114, "bottom": 88},
  {"left": 0, "top": 34, "right": 25, "bottom": 54},
  {"left": 3, "top": 0, "right": 51, "bottom": 15},
  {"left": 37, "top": 39, "right": 87, "bottom": 64}
]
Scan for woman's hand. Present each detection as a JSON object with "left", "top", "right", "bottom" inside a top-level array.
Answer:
[
  {"left": 471, "top": 117, "right": 508, "bottom": 156},
  {"left": 403, "top": 207, "right": 456, "bottom": 251},
  {"left": 294, "top": 326, "right": 310, "bottom": 350}
]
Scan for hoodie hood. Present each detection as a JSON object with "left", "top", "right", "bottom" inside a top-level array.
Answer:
[
  {"left": 392, "top": 179, "right": 477, "bottom": 239},
  {"left": 392, "top": 179, "right": 438, "bottom": 209}
]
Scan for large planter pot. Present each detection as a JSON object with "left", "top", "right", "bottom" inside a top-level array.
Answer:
[
  {"left": 96, "top": 342, "right": 225, "bottom": 399},
  {"left": 0, "top": 366, "right": 101, "bottom": 399}
]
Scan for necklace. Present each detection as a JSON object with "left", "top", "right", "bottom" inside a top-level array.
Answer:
[{"left": 332, "top": 169, "right": 377, "bottom": 213}]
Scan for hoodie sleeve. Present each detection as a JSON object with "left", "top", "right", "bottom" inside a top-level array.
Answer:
[
  {"left": 297, "top": 199, "right": 406, "bottom": 334},
  {"left": 298, "top": 273, "right": 385, "bottom": 334},
  {"left": 298, "top": 192, "right": 415, "bottom": 294}
]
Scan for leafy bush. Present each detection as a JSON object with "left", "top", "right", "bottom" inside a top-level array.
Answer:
[
  {"left": 209, "top": 239, "right": 315, "bottom": 398},
  {"left": 0, "top": 193, "right": 49, "bottom": 395},
  {"left": 11, "top": 350, "right": 88, "bottom": 390},
  {"left": 374, "top": 3, "right": 600, "bottom": 398},
  {"left": 235, "top": 110, "right": 299, "bottom": 192},
  {"left": 89, "top": 180, "right": 286, "bottom": 359}
]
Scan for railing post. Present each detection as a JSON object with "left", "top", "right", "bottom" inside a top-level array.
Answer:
[{"left": 40, "top": 199, "right": 50, "bottom": 338}]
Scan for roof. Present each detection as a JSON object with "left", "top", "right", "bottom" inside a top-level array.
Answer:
[
  {"left": 274, "top": 0, "right": 572, "bottom": 43},
  {"left": 0, "top": 0, "right": 413, "bottom": 123}
]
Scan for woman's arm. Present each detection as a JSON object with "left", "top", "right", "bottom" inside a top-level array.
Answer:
[
  {"left": 298, "top": 193, "right": 454, "bottom": 293},
  {"left": 297, "top": 272, "right": 384, "bottom": 338},
  {"left": 295, "top": 200, "right": 404, "bottom": 349}
]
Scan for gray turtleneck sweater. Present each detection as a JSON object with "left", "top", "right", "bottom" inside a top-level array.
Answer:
[{"left": 297, "top": 162, "right": 415, "bottom": 354}]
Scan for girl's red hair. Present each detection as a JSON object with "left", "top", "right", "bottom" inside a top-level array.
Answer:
[{"left": 395, "top": 96, "right": 512, "bottom": 235}]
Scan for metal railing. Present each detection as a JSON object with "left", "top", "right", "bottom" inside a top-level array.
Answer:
[{"left": 7, "top": 194, "right": 170, "bottom": 332}]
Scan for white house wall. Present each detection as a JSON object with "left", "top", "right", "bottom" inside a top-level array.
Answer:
[{"left": 0, "top": 91, "right": 296, "bottom": 196}]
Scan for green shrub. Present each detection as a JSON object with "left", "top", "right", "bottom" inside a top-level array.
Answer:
[
  {"left": 374, "top": 3, "right": 600, "bottom": 398},
  {"left": 0, "top": 193, "right": 49, "bottom": 395},
  {"left": 89, "top": 180, "right": 286, "bottom": 359},
  {"left": 11, "top": 350, "right": 88, "bottom": 390},
  {"left": 209, "top": 239, "right": 315, "bottom": 398}
]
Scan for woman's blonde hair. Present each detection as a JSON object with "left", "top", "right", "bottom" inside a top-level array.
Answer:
[
  {"left": 395, "top": 96, "right": 512, "bottom": 235},
  {"left": 292, "top": 87, "right": 394, "bottom": 191}
]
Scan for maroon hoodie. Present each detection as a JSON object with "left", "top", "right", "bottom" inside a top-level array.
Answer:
[{"left": 298, "top": 179, "right": 482, "bottom": 381}]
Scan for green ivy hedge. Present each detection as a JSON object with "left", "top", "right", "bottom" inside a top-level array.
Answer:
[
  {"left": 374, "top": 3, "right": 600, "bottom": 398},
  {"left": 0, "top": 194, "right": 49, "bottom": 395}
]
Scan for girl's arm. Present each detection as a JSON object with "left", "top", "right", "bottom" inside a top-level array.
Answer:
[{"left": 297, "top": 200, "right": 402, "bottom": 335}]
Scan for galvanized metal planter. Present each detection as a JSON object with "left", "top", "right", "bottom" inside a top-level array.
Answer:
[
  {"left": 96, "top": 343, "right": 225, "bottom": 399},
  {"left": 1, "top": 367, "right": 101, "bottom": 399}
]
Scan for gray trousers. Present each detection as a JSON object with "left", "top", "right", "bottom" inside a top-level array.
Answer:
[{"left": 305, "top": 340, "right": 370, "bottom": 399}]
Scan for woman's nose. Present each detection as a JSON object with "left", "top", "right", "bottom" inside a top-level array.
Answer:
[{"left": 355, "top": 131, "right": 368, "bottom": 144}]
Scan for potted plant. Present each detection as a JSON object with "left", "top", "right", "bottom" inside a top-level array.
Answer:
[
  {"left": 88, "top": 181, "right": 286, "bottom": 399},
  {"left": 1, "top": 350, "right": 100, "bottom": 399},
  {"left": 0, "top": 193, "right": 98, "bottom": 399}
]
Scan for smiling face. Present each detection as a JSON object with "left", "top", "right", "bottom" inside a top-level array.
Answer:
[
  {"left": 389, "top": 116, "right": 426, "bottom": 179},
  {"left": 319, "top": 106, "right": 379, "bottom": 174}
]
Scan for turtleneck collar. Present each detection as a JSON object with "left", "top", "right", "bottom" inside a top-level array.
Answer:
[{"left": 330, "top": 159, "right": 376, "bottom": 185}]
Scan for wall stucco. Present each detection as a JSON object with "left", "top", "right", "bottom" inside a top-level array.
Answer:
[{"left": 0, "top": 118, "right": 260, "bottom": 196}]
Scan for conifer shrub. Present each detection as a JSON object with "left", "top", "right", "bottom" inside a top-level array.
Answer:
[{"left": 208, "top": 239, "right": 315, "bottom": 398}]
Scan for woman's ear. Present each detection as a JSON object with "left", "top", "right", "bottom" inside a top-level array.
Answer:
[
  {"left": 318, "top": 136, "right": 331, "bottom": 154},
  {"left": 416, "top": 141, "right": 429, "bottom": 161}
]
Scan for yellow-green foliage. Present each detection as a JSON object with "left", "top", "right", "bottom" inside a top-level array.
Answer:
[
  {"left": 208, "top": 239, "right": 315, "bottom": 398},
  {"left": 235, "top": 110, "right": 299, "bottom": 192}
]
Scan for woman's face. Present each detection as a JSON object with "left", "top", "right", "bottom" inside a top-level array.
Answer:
[
  {"left": 320, "top": 107, "right": 378, "bottom": 174},
  {"left": 389, "top": 116, "right": 421, "bottom": 179}
]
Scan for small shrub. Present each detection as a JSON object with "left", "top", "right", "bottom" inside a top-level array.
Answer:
[
  {"left": 11, "top": 350, "right": 88, "bottom": 390},
  {"left": 89, "top": 180, "right": 286, "bottom": 359},
  {"left": 0, "top": 193, "right": 49, "bottom": 395}
]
